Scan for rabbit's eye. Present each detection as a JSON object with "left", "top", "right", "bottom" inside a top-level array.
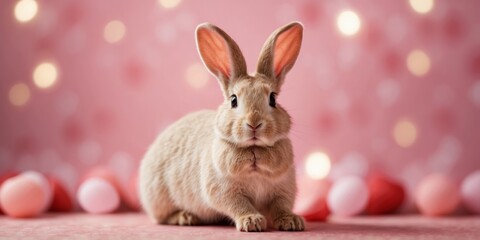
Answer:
[
  {"left": 269, "top": 92, "right": 277, "bottom": 108},
  {"left": 231, "top": 94, "right": 238, "bottom": 108}
]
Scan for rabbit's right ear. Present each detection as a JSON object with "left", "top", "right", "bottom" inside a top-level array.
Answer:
[{"left": 196, "top": 23, "right": 247, "bottom": 94}]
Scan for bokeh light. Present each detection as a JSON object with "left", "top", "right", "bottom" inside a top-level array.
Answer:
[
  {"left": 409, "top": 0, "right": 435, "bottom": 14},
  {"left": 186, "top": 63, "right": 210, "bottom": 89},
  {"left": 305, "top": 152, "right": 331, "bottom": 180},
  {"left": 407, "top": 49, "right": 431, "bottom": 77},
  {"left": 9, "top": 83, "right": 31, "bottom": 107},
  {"left": 336, "top": 10, "right": 361, "bottom": 36},
  {"left": 393, "top": 119, "right": 418, "bottom": 148},
  {"left": 33, "top": 62, "right": 58, "bottom": 89},
  {"left": 158, "top": 0, "right": 182, "bottom": 9},
  {"left": 104, "top": 20, "right": 126, "bottom": 43},
  {"left": 14, "top": 0, "right": 38, "bottom": 23}
]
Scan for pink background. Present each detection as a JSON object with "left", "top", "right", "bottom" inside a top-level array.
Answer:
[{"left": 1, "top": 0, "right": 480, "bottom": 200}]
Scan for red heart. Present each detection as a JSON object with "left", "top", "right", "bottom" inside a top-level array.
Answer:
[
  {"left": 0, "top": 172, "right": 19, "bottom": 214},
  {"left": 294, "top": 177, "right": 331, "bottom": 221},
  {"left": 48, "top": 176, "right": 74, "bottom": 212},
  {"left": 303, "top": 198, "right": 330, "bottom": 221},
  {"left": 366, "top": 174, "right": 405, "bottom": 215}
]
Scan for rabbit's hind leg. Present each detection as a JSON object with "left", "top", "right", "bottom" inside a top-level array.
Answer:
[
  {"left": 140, "top": 174, "right": 178, "bottom": 224},
  {"left": 165, "top": 210, "right": 200, "bottom": 226},
  {"left": 145, "top": 197, "right": 178, "bottom": 225}
]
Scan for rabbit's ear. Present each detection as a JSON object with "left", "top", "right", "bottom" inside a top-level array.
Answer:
[
  {"left": 196, "top": 23, "right": 247, "bottom": 93},
  {"left": 256, "top": 22, "right": 303, "bottom": 88}
]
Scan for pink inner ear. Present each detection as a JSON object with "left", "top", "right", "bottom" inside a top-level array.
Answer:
[
  {"left": 273, "top": 25, "right": 302, "bottom": 77},
  {"left": 198, "top": 28, "right": 231, "bottom": 79}
]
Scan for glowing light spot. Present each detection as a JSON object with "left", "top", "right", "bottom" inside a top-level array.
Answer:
[
  {"left": 407, "top": 49, "right": 431, "bottom": 77},
  {"left": 409, "top": 0, "right": 435, "bottom": 14},
  {"left": 336, "top": 10, "right": 361, "bottom": 36},
  {"left": 305, "top": 152, "right": 331, "bottom": 180},
  {"left": 9, "top": 83, "right": 31, "bottom": 106},
  {"left": 393, "top": 119, "right": 418, "bottom": 148},
  {"left": 186, "top": 63, "right": 210, "bottom": 89},
  {"left": 103, "top": 20, "right": 126, "bottom": 43},
  {"left": 14, "top": 0, "right": 38, "bottom": 23},
  {"left": 158, "top": 0, "right": 182, "bottom": 9},
  {"left": 33, "top": 62, "right": 58, "bottom": 89}
]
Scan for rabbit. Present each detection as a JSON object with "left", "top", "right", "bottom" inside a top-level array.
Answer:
[{"left": 139, "top": 21, "right": 304, "bottom": 232}]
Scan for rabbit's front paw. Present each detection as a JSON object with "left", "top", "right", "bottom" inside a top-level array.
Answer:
[
  {"left": 166, "top": 210, "right": 199, "bottom": 226},
  {"left": 273, "top": 214, "right": 305, "bottom": 231},
  {"left": 235, "top": 213, "right": 267, "bottom": 232}
]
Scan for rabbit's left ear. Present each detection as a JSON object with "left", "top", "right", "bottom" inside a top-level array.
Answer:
[{"left": 256, "top": 22, "right": 303, "bottom": 88}]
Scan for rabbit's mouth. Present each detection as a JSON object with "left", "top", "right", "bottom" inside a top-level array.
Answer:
[
  {"left": 243, "top": 132, "right": 280, "bottom": 147},
  {"left": 245, "top": 137, "right": 264, "bottom": 146}
]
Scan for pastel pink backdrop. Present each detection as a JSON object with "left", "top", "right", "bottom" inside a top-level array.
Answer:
[{"left": 1, "top": 0, "right": 480, "bottom": 205}]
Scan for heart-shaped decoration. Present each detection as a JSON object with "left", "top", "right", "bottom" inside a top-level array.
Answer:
[
  {"left": 366, "top": 174, "right": 405, "bottom": 215},
  {"left": 294, "top": 177, "right": 331, "bottom": 221},
  {"left": 48, "top": 176, "right": 74, "bottom": 212}
]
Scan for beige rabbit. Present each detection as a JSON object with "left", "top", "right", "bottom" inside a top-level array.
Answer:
[{"left": 139, "top": 21, "right": 304, "bottom": 232}]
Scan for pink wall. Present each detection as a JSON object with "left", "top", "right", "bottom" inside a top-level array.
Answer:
[{"left": 1, "top": 0, "right": 479, "bottom": 197}]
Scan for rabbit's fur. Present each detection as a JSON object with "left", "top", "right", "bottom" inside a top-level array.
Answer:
[{"left": 140, "top": 22, "right": 304, "bottom": 232}]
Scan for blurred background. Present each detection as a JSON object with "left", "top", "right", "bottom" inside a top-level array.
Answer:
[{"left": 1, "top": 0, "right": 480, "bottom": 208}]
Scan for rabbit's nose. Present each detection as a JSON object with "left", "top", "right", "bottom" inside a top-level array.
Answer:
[{"left": 246, "top": 123, "right": 263, "bottom": 130}]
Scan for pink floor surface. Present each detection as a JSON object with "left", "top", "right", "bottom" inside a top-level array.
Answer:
[{"left": 0, "top": 213, "right": 479, "bottom": 239}]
